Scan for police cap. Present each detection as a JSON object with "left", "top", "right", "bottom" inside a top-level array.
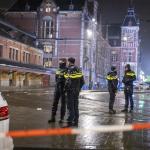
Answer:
[
  {"left": 111, "top": 66, "right": 116, "bottom": 71},
  {"left": 68, "top": 57, "right": 75, "bottom": 64},
  {"left": 125, "top": 64, "right": 131, "bottom": 70}
]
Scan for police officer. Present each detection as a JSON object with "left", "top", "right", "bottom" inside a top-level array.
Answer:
[
  {"left": 64, "top": 57, "right": 84, "bottom": 127},
  {"left": 48, "top": 58, "right": 67, "bottom": 123},
  {"left": 106, "top": 66, "right": 118, "bottom": 114},
  {"left": 121, "top": 64, "right": 136, "bottom": 113}
]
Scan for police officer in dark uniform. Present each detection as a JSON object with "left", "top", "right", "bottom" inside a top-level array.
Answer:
[
  {"left": 64, "top": 57, "right": 84, "bottom": 127},
  {"left": 121, "top": 64, "right": 136, "bottom": 113},
  {"left": 106, "top": 66, "right": 118, "bottom": 114},
  {"left": 48, "top": 58, "right": 67, "bottom": 123}
]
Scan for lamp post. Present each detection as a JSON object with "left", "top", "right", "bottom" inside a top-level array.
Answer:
[
  {"left": 86, "top": 17, "right": 97, "bottom": 90},
  {"left": 87, "top": 29, "right": 93, "bottom": 90},
  {"left": 87, "top": 28, "right": 93, "bottom": 90}
]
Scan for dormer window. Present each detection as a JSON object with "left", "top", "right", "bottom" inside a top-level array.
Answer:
[
  {"left": 46, "top": 7, "right": 51, "bottom": 12},
  {"left": 40, "top": 8, "right": 43, "bottom": 12},
  {"left": 53, "top": 8, "right": 56, "bottom": 12}
]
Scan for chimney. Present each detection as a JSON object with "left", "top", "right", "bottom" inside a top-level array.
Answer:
[
  {"left": 25, "top": 2, "right": 30, "bottom": 11},
  {"left": 69, "top": 0, "right": 74, "bottom": 10}
]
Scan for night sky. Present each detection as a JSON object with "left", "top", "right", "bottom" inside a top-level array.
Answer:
[
  {"left": 100, "top": 0, "right": 150, "bottom": 75},
  {"left": 0, "top": 0, "right": 150, "bottom": 74}
]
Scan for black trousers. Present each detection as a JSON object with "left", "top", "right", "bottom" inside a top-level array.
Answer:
[
  {"left": 67, "top": 89, "right": 79, "bottom": 123},
  {"left": 51, "top": 84, "right": 66, "bottom": 119},
  {"left": 109, "top": 89, "right": 116, "bottom": 110},
  {"left": 124, "top": 86, "right": 134, "bottom": 110}
]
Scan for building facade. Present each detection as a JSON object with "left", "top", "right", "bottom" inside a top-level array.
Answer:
[
  {"left": 96, "top": 37, "right": 111, "bottom": 88},
  {"left": 107, "top": 24, "right": 122, "bottom": 78},
  {"left": 3, "top": 0, "right": 113, "bottom": 88},
  {"left": 81, "top": 0, "right": 99, "bottom": 88},
  {"left": 108, "top": 7, "right": 139, "bottom": 80},
  {"left": 56, "top": 0, "right": 100, "bottom": 88},
  {"left": 4, "top": 0, "right": 58, "bottom": 68},
  {"left": 0, "top": 20, "right": 50, "bottom": 88},
  {"left": 57, "top": 11, "right": 82, "bottom": 67},
  {"left": 120, "top": 7, "right": 139, "bottom": 79}
]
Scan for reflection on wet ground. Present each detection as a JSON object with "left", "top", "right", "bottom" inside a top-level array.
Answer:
[{"left": 3, "top": 90, "right": 150, "bottom": 149}]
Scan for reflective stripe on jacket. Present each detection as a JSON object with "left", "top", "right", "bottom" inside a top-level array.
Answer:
[
  {"left": 64, "top": 72, "right": 83, "bottom": 79},
  {"left": 106, "top": 75, "right": 118, "bottom": 80}
]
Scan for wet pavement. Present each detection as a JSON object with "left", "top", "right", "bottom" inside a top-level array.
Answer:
[{"left": 2, "top": 89, "right": 150, "bottom": 149}]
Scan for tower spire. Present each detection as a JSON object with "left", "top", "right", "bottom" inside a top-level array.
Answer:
[{"left": 129, "top": 0, "right": 133, "bottom": 8}]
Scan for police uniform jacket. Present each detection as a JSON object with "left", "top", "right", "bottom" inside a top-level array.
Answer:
[
  {"left": 64, "top": 65, "right": 84, "bottom": 91},
  {"left": 122, "top": 70, "right": 136, "bottom": 87},
  {"left": 106, "top": 71, "right": 118, "bottom": 92},
  {"left": 55, "top": 67, "right": 67, "bottom": 87}
]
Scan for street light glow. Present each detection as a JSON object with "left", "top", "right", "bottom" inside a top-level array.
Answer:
[
  {"left": 123, "top": 36, "right": 127, "bottom": 41},
  {"left": 92, "top": 18, "right": 96, "bottom": 22},
  {"left": 87, "top": 29, "right": 93, "bottom": 38}
]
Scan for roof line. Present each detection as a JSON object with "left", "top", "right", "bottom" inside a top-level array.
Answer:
[{"left": 0, "top": 19, "right": 36, "bottom": 39}]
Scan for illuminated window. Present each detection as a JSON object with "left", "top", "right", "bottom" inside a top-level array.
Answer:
[
  {"left": 128, "top": 52, "right": 132, "bottom": 62},
  {"left": 46, "top": 7, "right": 51, "bottom": 12},
  {"left": 44, "top": 58, "right": 52, "bottom": 67},
  {"left": 9, "top": 48, "right": 19, "bottom": 61},
  {"left": 43, "top": 20, "right": 51, "bottom": 38},
  {"left": 44, "top": 45, "right": 53, "bottom": 53},
  {"left": 23, "top": 51, "right": 30, "bottom": 63},
  {"left": 26, "top": 53, "right": 28, "bottom": 63},
  {"left": 40, "top": 8, "right": 43, "bottom": 12},
  {"left": 112, "top": 54, "right": 118, "bottom": 62}
]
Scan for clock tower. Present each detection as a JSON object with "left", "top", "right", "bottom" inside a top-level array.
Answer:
[{"left": 121, "top": 5, "right": 139, "bottom": 78}]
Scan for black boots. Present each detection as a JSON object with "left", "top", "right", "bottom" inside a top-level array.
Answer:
[
  {"left": 48, "top": 117, "right": 65, "bottom": 124},
  {"left": 129, "top": 109, "right": 133, "bottom": 113},
  {"left": 48, "top": 118, "right": 55, "bottom": 123},
  {"left": 121, "top": 109, "right": 128, "bottom": 113},
  {"left": 109, "top": 109, "right": 116, "bottom": 114},
  {"left": 59, "top": 118, "right": 64, "bottom": 123},
  {"left": 121, "top": 109, "right": 133, "bottom": 113}
]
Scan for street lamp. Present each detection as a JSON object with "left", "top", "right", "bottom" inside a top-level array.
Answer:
[{"left": 86, "top": 28, "right": 93, "bottom": 89}]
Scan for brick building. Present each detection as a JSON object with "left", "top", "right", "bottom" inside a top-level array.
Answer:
[
  {"left": 57, "top": 11, "right": 82, "bottom": 67},
  {"left": 4, "top": 0, "right": 58, "bottom": 68},
  {"left": 96, "top": 26, "right": 111, "bottom": 88},
  {"left": 107, "top": 24, "right": 122, "bottom": 78},
  {"left": 0, "top": 20, "right": 50, "bottom": 88},
  {"left": 3, "top": 0, "right": 113, "bottom": 88}
]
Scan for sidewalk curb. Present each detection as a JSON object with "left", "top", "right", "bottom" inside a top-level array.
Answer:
[{"left": 0, "top": 87, "right": 55, "bottom": 92}]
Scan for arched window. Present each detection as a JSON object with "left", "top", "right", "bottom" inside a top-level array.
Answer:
[{"left": 42, "top": 16, "right": 52, "bottom": 38}]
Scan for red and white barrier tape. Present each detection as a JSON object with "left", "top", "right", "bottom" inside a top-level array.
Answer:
[{"left": 0, "top": 123, "right": 150, "bottom": 138}]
